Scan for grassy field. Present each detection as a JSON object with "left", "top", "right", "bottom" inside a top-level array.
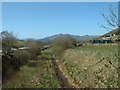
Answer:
[
  {"left": 16, "top": 41, "right": 28, "bottom": 47},
  {"left": 3, "top": 50, "right": 62, "bottom": 88},
  {"left": 2, "top": 44, "right": 119, "bottom": 88},
  {"left": 57, "top": 44, "right": 119, "bottom": 88}
]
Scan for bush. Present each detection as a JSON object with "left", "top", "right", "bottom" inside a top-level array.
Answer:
[
  {"left": 52, "top": 37, "right": 76, "bottom": 57},
  {"left": 2, "top": 53, "right": 20, "bottom": 83},
  {"left": 13, "top": 50, "right": 31, "bottom": 66},
  {"left": 27, "top": 42, "right": 44, "bottom": 59},
  {"left": 1, "top": 31, "right": 17, "bottom": 53},
  {"left": 27, "top": 62, "right": 39, "bottom": 67},
  {"left": 2, "top": 50, "right": 32, "bottom": 83}
]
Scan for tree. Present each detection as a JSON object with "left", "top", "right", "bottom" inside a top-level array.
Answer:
[
  {"left": 1, "top": 31, "right": 17, "bottom": 53},
  {"left": 99, "top": 4, "right": 119, "bottom": 30},
  {"left": 99, "top": 3, "right": 120, "bottom": 88}
]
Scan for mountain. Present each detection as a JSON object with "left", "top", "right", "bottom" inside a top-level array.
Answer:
[{"left": 39, "top": 34, "right": 99, "bottom": 43}]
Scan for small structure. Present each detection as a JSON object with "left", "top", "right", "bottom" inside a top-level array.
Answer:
[
  {"left": 92, "top": 40, "right": 112, "bottom": 44},
  {"left": 11, "top": 48, "right": 17, "bottom": 51},
  {"left": 0, "top": 49, "right": 2, "bottom": 53},
  {"left": 18, "top": 47, "right": 30, "bottom": 50},
  {"left": 91, "top": 34, "right": 113, "bottom": 44}
]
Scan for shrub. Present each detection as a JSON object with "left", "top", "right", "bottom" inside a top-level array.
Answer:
[
  {"left": 27, "top": 42, "right": 44, "bottom": 59},
  {"left": 52, "top": 37, "right": 76, "bottom": 57},
  {"left": 1, "top": 31, "right": 17, "bottom": 53},
  {"left": 2, "top": 53, "right": 20, "bottom": 83},
  {"left": 13, "top": 50, "right": 31, "bottom": 66},
  {"left": 27, "top": 62, "right": 39, "bottom": 67}
]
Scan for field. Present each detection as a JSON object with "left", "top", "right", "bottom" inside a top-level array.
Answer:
[
  {"left": 16, "top": 41, "right": 28, "bottom": 47},
  {"left": 57, "top": 44, "right": 119, "bottom": 88},
  {"left": 2, "top": 43, "right": 119, "bottom": 88}
]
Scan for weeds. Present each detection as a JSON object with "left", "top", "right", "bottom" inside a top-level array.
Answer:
[
  {"left": 3, "top": 50, "right": 62, "bottom": 88},
  {"left": 57, "top": 45, "right": 118, "bottom": 88},
  {"left": 52, "top": 37, "right": 76, "bottom": 58}
]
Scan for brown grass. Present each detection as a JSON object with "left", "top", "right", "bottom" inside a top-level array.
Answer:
[{"left": 57, "top": 45, "right": 118, "bottom": 88}]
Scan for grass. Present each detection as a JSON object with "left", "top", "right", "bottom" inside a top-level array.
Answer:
[
  {"left": 3, "top": 50, "right": 62, "bottom": 88},
  {"left": 17, "top": 41, "right": 28, "bottom": 47},
  {"left": 57, "top": 44, "right": 118, "bottom": 88},
  {"left": 111, "top": 35, "right": 120, "bottom": 39},
  {"left": 3, "top": 44, "right": 119, "bottom": 88}
]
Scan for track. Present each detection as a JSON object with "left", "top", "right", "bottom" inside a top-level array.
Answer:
[{"left": 52, "top": 57, "right": 72, "bottom": 88}]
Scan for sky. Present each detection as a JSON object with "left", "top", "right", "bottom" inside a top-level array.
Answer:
[{"left": 2, "top": 2, "right": 118, "bottom": 39}]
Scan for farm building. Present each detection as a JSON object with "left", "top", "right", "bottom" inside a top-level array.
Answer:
[
  {"left": 92, "top": 40, "right": 112, "bottom": 44},
  {"left": 90, "top": 29, "right": 119, "bottom": 44}
]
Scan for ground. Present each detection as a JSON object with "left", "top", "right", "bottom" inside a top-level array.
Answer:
[
  {"left": 2, "top": 50, "right": 62, "bottom": 88},
  {"left": 57, "top": 44, "right": 119, "bottom": 88},
  {"left": 3, "top": 44, "right": 119, "bottom": 88}
]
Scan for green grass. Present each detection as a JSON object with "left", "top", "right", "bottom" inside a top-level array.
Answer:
[
  {"left": 38, "top": 50, "right": 53, "bottom": 60},
  {"left": 75, "top": 45, "right": 118, "bottom": 62},
  {"left": 17, "top": 41, "right": 38, "bottom": 47},
  {"left": 17, "top": 41, "right": 27, "bottom": 47},
  {"left": 58, "top": 44, "right": 118, "bottom": 88}
]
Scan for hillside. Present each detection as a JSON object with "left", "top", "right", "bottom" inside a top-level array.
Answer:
[
  {"left": 57, "top": 45, "right": 118, "bottom": 88},
  {"left": 39, "top": 34, "right": 99, "bottom": 43},
  {"left": 93, "top": 29, "right": 119, "bottom": 40}
]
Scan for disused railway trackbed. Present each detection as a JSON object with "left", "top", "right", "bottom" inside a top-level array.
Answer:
[
  {"left": 52, "top": 59, "right": 72, "bottom": 88},
  {"left": 41, "top": 47, "right": 72, "bottom": 88}
]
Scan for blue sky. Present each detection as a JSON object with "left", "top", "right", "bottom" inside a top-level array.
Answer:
[{"left": 2, "top": 2, "right": 118, "bottom": 39}]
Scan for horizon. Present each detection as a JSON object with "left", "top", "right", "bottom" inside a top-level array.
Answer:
[
  {"left": 20, "top": 33, "right": 100, "bottom": 40},
  {"left": 2, "top": 2, "right": 118, "bottom": 39}
]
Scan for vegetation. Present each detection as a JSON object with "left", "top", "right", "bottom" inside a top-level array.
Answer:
[
  {"left": 51, "top": 37, "right": 77, "bottom": 58},
  {"left": 1, "top": 30, "right": 62, "bottom": 88},
  {"left": 100, "top": 5, "right": 118, "bottom": 30},
  {"left": 16, "top": 41, "right": 28, "bottom": 47},
  {"left": 3, "top": 51, "right": 62, "bottom": 88},
  {"left": 13, "top": 50, "right": 32, "bottom": 66},
  {"left": 57, "top": 45, "right": 119, "bottom": 88},
  {"left": 1, "top": 31, "right": 44, "bottom": 84},
  {"left": 2, "top": 31, "right": 119, "bottom": 88},
  {"left": 1, "top": 31, "right": 17, "bottom": 53}
]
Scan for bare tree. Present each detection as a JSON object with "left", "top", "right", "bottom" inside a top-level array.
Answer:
[
  {"left": 99, "top": 3, "right": 120, "bottom": 88},
  {"left": 1, "top": 31, "right": 17, "bottom": 53},
  {"left": 99, "top": 4, "right": 119, "bottom": 30}
]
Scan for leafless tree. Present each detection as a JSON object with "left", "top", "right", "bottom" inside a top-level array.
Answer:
[
  {"left": 99, "top": 4, "right": 119, "bottom": 30},
  {"left": 1, "top": 31, "right": 17, "bottom": 53}
]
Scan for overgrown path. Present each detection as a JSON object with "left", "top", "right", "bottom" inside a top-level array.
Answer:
[
  {"left": 52, "top": 59, "right": 72, "bottom": 88},
  {"left": 3, "top": 49, "right": 72, "bottom": 88},
  {"left": 3, "top": 56, "right": 61, "bottom": 88}
]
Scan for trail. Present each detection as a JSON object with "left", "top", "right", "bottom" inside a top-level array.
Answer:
[
  {"left": 52, "top": 59, "right": 72, "bottom": 88},
  {"left": 3, "top": 46, "right": 73, "bottom": 88}
]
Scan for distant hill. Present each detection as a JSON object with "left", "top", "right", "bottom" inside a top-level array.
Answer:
[{"left": 38, "top": 34, "right": 99, "bottom": 43}]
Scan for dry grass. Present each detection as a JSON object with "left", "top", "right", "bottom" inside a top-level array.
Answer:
[
  {"left": 51, "top": 37, "right": 76, "bottom": 57},
  {"left": 57, "top": 45, "right": 118, "bottom": 88},
  {"left": 3, "top": 51, "right": 62, "bottom": 88}
]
